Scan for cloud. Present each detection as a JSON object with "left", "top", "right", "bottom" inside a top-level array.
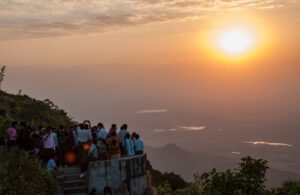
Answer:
[
  {"left": 137, "top": 109, "right": 168, "bottom": 114},
  {"left": 176, "top": 125, "right": 206, "bottom": 131},
  {"left": 0, "top": 0, "right": 294, "bottom": 39},
  {"left": 153, "top": 125, "right": 206, "bottom": 132},
  {"left": 244, "top": 141, "right": 293, "bottom": 147}
]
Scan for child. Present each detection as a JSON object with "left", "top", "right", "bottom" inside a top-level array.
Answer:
[{"left": 46, "top": 155, "right": 57, "bottom": 173}]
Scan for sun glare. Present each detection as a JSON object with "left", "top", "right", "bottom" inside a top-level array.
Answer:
[
  {"left": 217, "top": 28, "right": 254, "bottom": 56},
  {"left": 198, "top": 14, "right": 270, "bottom": 64}
]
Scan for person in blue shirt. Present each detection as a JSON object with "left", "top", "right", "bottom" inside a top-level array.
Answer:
[
  {"left": 124, "top": 133, "right": 134, "bottom": 156},
  {"left": 134, "top": 134, "right": 144, "bottom": 155},
  {"left": 96, "top": 123, "right": 107, "bottom": 140}
]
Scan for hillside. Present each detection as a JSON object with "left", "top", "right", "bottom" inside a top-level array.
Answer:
[
  {"left": 146, "top": 144, "right": 300, "bottom": 188},
  {"left": 0, "top": 90, "right": 75, "bottom": 137}
]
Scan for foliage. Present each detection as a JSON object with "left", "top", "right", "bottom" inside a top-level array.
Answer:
[
  {"left": 0, "top": 90, "right": 75, "bottom": 137},
  {"left": 146, "top": 160, "right": 189, "bottom": 192},
  {"left": 157, "top": 181, "right": 173, "bottom": 195},
  {"left": 199, "top": 168, "right": 240, "bottom": 195},
  {"left": 0, "top": 147, "right": 57, "bottom": 194},
  {"left": 156, "top": 156, "right": 272, "bottom": 195},
  {"left": 238, "top": 156, "right": 269, "bottom": 194},
  {"left": 274, "top": 181, "right": 300, "bottom": 195}
]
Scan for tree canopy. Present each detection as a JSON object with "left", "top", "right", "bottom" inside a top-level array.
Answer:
[
  {"left": 156, "top": 156, "right": 300, "bottom": 195},
  {"left": 0, "top": 90, "right": 75, "bottom": 138}
]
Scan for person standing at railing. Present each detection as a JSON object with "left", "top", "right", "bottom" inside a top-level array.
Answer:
[
  {"left": 57, "top": 125, "right": 68, "bottom": 167},
  {"left": 124, "top": 133, "right": 134, "bottom": 156},
  {"left": 98, "top": 138, "right": 108, "bottom": 160},
  {"left": 107, "top": 124, "right": 117, "bottom": 138},
  {"left": 80, "top": 139, "right": 98, "bottom": 178},
  {"left": 76, "top": 121, "right": 92, "bottom": 163},
  {"left": 134, "top": 134, "right": 144, "bottom": 155},
  {"left": 107, "top": 131, "right": 121, "bottom": 159},
  {"left": 97, "top": 123, "right": 107, "bottom": 140},
  {"left": 118, "top": 124, "right": 128, "bottom": 155}
]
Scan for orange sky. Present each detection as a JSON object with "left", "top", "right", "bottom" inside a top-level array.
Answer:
[{"left": 0, "top": 0, "right": 299, "bottom": 68}]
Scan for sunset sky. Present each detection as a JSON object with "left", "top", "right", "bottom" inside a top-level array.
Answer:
[
  {"left": 1, "top": 0, "right": 300, "bottom": 125},
  {"left": 2, "top": 1, "right": 300, "bottom": 183}
]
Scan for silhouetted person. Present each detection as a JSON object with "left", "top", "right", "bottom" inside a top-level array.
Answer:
[
  {"left": 131, "top": 132, "right": 137, "bottom": 141},
  {"left": 107, "top": 124, "right": 117, "bottom": 138},
  {"left": 98, "top": 138, "right": 108, "bottom": 160},
  {"left": 91, "top": 126, "right": 98, "bottom": 144},
  {"left": 17, "top": 122, "right": 29, "bottom": 150},
  {"left": 118, "top": 124, "right": 128, "bottom": 154},
  {"left": 80, "top": 139, "right": 98, "bottom": 178},
  {"left": 107, "top": 131, "right": 121, "bottom": 159},
  {"left": 57, "top": 125, "right": 67, "bottom": 167}
]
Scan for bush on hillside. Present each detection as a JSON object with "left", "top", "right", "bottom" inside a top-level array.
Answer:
[
  {"left": 0, "top": 147, "right": 57, "bottom": 194},
  {"left": 0, "top": 91, "right": 75, "bottom": 137}
]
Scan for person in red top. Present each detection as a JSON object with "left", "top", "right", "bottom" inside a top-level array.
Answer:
[
  {"left": 6, "top": 121, "right": 18, "bottom": 148},
  {"left": 107, "top": 131, "right": 121, "bottom": 159}
]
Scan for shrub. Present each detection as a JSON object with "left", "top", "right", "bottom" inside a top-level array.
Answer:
[{"left": 0, "top": 147, "right": 57, "bottom": 194}]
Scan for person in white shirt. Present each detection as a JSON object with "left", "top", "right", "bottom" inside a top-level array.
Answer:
[
  {"left": 97, "top": 123, "right": 107, "bottom": 140},
  {"left": 134, "top": 134, "right": 144, "bottom": 155},
  {"left": 50, "top": 130, "right": 59, "bottom": 149},
  {"left": 76, "top": 125, "right": 92, "bottom": 143},
  {"left": 76, "top": 123, "right": 92, "bottom": 163},
  {"left": 43, "top": 127, "right": 56, "bottom": 163}
]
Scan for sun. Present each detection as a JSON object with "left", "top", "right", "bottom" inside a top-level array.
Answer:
[
  {"left": 199, "top": 14, "right": 271, "bottom": 64},
  {"left": 217, "top": 28, "right": 255, "bottom": 56}
]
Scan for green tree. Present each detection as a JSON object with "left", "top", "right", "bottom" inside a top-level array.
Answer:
[
  {"left": 274, "top": 181, "right": 300, "bottom": 195},
  {"left": 155, "top": 157, "right": 300, "bottom": 195},
  {"left": 146, "top": 160, "right": 189, "bottom": 192},
  {"left": 198, "top": 156, "right": 268, "bottom": 195},
  {"left": 0, "top": 147, "right": 57, "bottom": 194},
  {"left": 237, "top": 156, "right": 268, "bottom": 194},
  {"left": 0, "top": 90, "right": 75, "bottom": 136},
  {"left": 157, "top": 181, "right": 173, "bottom": 195}
]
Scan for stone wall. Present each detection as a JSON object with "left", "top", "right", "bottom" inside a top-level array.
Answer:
[{"left": 88, "top": 154, "right": 147, "bottom": 195}]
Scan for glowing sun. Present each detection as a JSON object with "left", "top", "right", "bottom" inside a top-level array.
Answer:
[{"left": 217, "top": 28, "right": 255, "bottom": 56}]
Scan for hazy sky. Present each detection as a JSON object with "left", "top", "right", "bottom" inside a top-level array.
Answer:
[{"left": 1, "top": 0, "right": 300, "bottom": 124}]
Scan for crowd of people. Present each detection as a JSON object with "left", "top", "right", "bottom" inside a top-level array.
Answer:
[{"left": 3, "top": 120, "right": 145, "bottom": 178}]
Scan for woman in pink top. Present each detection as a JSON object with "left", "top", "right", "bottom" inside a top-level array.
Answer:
[{"left": 6, "top": 121, "right": 18, "bottom": 148}]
